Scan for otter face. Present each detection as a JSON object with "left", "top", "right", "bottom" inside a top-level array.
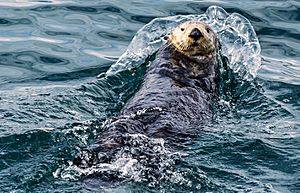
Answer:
[{"left": 169, "top": 21, "right": 217, "bottom": 56}]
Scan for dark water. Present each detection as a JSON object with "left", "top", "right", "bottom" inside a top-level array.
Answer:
[{"left": 0, "top": 0, "right": 299, "bottom": 192}]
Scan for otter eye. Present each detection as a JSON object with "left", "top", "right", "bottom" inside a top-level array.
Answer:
[
  {"left": 206, "top": 27, "right": 210, "bottom": 33},
  {"left": 181, "top": 28, "right": 185, "bottom": 31}
]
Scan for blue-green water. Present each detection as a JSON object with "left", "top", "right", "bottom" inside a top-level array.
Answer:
[{"left": 0, "top": 0, "right": 299, "bottom": 192}]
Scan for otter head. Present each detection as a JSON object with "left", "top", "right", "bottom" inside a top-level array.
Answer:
[{"left": 168, "top": 21, "right": 217, "bottom": 56}]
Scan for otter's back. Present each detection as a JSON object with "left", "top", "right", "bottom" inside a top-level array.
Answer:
[{"left": 120, "top": 47, "right": 216, "bottom": 138}]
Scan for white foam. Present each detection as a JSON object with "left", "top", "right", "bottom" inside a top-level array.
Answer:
[{"left": 56, "top": 133, "right": 192, "bottom": 186}]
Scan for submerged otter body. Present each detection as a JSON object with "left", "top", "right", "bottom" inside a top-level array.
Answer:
[{"left": 74, "top": 21, "right": 220, "bottom": 167}]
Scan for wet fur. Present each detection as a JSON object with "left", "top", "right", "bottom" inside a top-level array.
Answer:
[{"left": 74, "top": 21, "right": 221, "bottom": 167}]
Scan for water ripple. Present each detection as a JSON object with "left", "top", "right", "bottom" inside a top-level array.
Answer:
[{"left": 0, "top": 1, "right": 299, "bottom": 193}]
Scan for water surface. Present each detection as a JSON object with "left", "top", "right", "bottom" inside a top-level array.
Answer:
[{"left": 0, "top": 0, "right": 299, "bottom": 192}]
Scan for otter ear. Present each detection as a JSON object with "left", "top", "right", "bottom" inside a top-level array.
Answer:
[{"left": 163, "top": 35, "right": 169, "bottom": 41}]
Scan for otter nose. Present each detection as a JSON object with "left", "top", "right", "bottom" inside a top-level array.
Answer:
[{"left": 189, "top": 28, "right": 202, "bottom": 41}]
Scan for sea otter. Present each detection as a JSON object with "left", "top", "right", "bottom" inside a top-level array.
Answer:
[{"left": 74, "top": 21, "right": 220, "bottom": 167}]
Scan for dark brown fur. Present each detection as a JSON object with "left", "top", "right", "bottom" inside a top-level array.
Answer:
[{"left": 73, "top": 42, "right": 220, "bottom": 167}]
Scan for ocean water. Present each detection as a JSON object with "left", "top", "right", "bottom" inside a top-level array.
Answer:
[{"left": 0, "top": 0, "right": 299, "bottom": 192}]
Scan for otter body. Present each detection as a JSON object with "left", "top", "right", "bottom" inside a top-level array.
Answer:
[{"left": 74, "top": 21, "right": 220, "bottom": 167}]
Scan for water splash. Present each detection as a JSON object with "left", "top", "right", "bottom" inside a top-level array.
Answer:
[
  {"left": 55, "top": 133, "right": 203, "bottom": 188},
  {"left": 104, "top": 5, "right": 261, "bottom": 81},
  {"left": 57, "top": 5, "right": 262, "bottom": 186}
]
